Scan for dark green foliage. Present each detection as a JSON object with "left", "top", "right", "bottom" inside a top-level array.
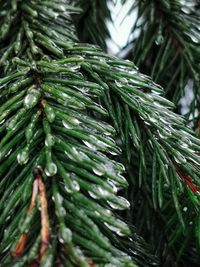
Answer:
[
  {"left": 0, "top": 1, "right": 153, "bottom": 266},
  {"left": 71, "top": 0, "right": 111, "bottom": 51},
  {"left": 123, "top": 0, "right": 200, "bottom": 123},
  {"left": 117, "top": 1, "right": 200, "bottom": 265},
  {"left": 0, "top": 1, "right": 200, "bottom": 267}
]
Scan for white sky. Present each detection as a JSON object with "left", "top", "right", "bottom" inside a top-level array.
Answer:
[{"left": 107, "top": 0, "right": 134, "bottom": 55}]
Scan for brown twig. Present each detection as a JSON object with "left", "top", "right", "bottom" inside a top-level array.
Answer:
[
  {"left": 12, "top": 233, "right": 29, "bottom": 258},
  {"left": 38, "top": 175, "right": 50, "bottom": 259},
  {"left": 12, "top": 178, "right": 39, "bottom": 258},
  {"left": 87, "top": 260, "right": 97, "bottom": 267},
  {"left": 28, "top": 178, "right": 39, "bottom": 212},
  {"left": 176, "top": 166, "right": 200, "bottom": 193},
  {"left": 13, "top": 166, "right": 50, "bottom": 261}
]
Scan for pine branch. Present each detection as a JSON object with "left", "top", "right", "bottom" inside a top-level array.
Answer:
[
  {"left": 0, "top": 1, "right": 155, "bottom": 266},
  {"left": 0, "top": 0, "right": 79, "bottom": 70},
  {"left": 116, "top": 1, "right": 200, "bottom": 262},
  {"left": 62, "top": 45, "right": 200, "bottom": 264},
  {"left": 0, "top": 45, "right": 136, "bottom": 267},
  {"left": 0, "top": 1, "right": 200, "bottom": 266},
  {"left": 70, "top": 0, "right": 111, "bottom": 51},
  {"left": 121, "top": 0, "right": 200, "bottom": 124},
  {"left": 66, "top": 45, "right": 200, "bottom": 233}
]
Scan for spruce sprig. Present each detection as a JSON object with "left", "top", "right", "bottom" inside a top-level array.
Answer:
[{"left": 0, "top": 1, "right": 200, "bottom": 266}]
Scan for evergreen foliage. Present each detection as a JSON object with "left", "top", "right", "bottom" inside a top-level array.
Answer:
[
  {"left": 0, "top": 1, "right": 200, "bottom": 267},
  {"left": 123, "top": 0, "right": 200, "bottom": 123},
  {"left": 72, "top": 0, "right": 111, "bottom": 51}
]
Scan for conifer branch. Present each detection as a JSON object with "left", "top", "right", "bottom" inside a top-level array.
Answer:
[
  {"left": 0, "top": 1, "right": 200, "bottom": 266},
  {"left": 71, "top": 0, "right": 111, "bottom": 51},
  {"left": 122, "top": 0, "right": 200, "bottom": 123}
]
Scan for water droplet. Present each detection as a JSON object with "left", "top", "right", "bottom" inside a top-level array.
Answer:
[
  {"left": 59, "top": 207, "right": 66, "bottom": 216},
  {"left": 104, "top": 162, "right": 116, "bottom": 176},
  {"left": 53, "top": 11, "right": 59, "bottom": 19},
  {"left": 157, "top": 130, "right": 166, "bottom": 139},
  {"left": 58, "top": 236, "right": 64, "bottom": 244},
  {"left": 116, "top": 174, "right": 127, "bottom": 185},
  {"left": 107, "top": 179, "right": 118, "bottom": 193},
  {"left": 116, "top": 230, "right": 126, "bottom": 236},
  {"left": 62, "top": 120, "right": 73, "bottom": 129},
  {"left": 115, "top": 80, "right": 123, "bottom": 87},
  {"left": 155, "top": 34, "right": 164, "bottom": 45},
  {"left": 60, "top": 227, "right": 72, "bottom": 243},
  {"left": 64, "top": 98, "right": 85, "bottom": 109},
  {"left": 183, "top": 206, "right": 188, "bottom": 212},
  {"left": 149, "top": 116, "right": 158, "bottom": 124},
  {"left": 96, "top": 139, "right": 110, "bottom": 149},
  {"left": 179, "top": 142, "right": 188, "bottom": 149},
  {"left": 17, "top": 149, "right": 29, "bottom": 165},
  {"left": 103, "top": 131, "right": 112, "bottom": 136},
  {"left": 57, "top": 193, "right": 63, "bottom": 205},
  {"left": 107, "top": 197, "right": 130, "bottom": 210},
  {"left": 88, "top": 191, "right": 98, "bottom": 199},
  {"left": 174, "top": 152, "right": 186, "bottom": 164},
  {"left": 73, "top": 55, "right": 84, "bottom": 59},
  {"left": 164, "top": 183, "right": 169, "bottom": 188},
  {"left": 5, "top": 149, "right": 12, "bottom": 157},
  {"left": 59, "top": 4, "right": 66, "bottom": 12},
  {"left": 63, "top": 173, "right": 80, "bottom": 193},
  {"left": 160, "top": 117, "right": 170, "bottom": 124},
  {"left": 0, "top": 119, "right": 5, "bottom": 126},
  {"left": 24, "top": 89, "right": 40, "bottom": 109},
  {"left": 45, "top": 134, "right": 55, "bottom": 147},
  {"left": 92, "top": 185, "right": 112, "bottom": 198},
  {"left": 45, "top": 162, "right": 57, "bottom": 176},
  {"left": 92, "top": 164, "right": 105, "bottom": 176},
  {"left": 71, "top": 118, "right": 80, "bottom": 125},
  {"left": 78, "top": 87, "right": 89, "bottom": 93},
  {"left": 94, "top": 211, "right": 101, "bottom": 217},
  {"left": 71, "top": 180, "right": 80, "bottom": 192},
  {"left": 109, "top": 150, "right": 119, "bottom": 156},
  {"left": 63, "top": 94, "right": 71, "bottom": 102},
  {"left": 190, "top": 35, "right": 199, "bottom": 43},
  {"left": 104, "top": 222, "right": 120, "bottom": 232},
  {"left": 75, "top": 246, "right": 85, "bottom": 260},
  {"left": 45, "top": 105, "right": 55, "bottom": 123},
  {"left": 104, "top": 222, "right": 126, "bottom": 236},
  {"left": 7, "top": 120, "right": 15, "bottom": 130},
  {"left": 83, "top": 140, "right": 97, "bottom": 151},
  {"left": 78, "top": 151, "right": 90, "bottom": 162},
  {"left": 25, "top": 127, "right": 33, "bottom": 141},
  {"left": 64, "top": 185, "right": 73, "bottom": 193},
  {"left": 181, "top": 6, "right": 190, "bottom": 14},
  {"left": 69, "top": 147, "right": 79, "bottom": 160},
  {"left": 69, "top": 64, "right": 81, "bottom": 72},
  {"left": 85, "top": 136, "right": 105, "bottom": 150}
]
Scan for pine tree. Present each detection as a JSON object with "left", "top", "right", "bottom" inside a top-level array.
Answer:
[{"left": 0, "top": 1, "right": 199, "bottom": 267}]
